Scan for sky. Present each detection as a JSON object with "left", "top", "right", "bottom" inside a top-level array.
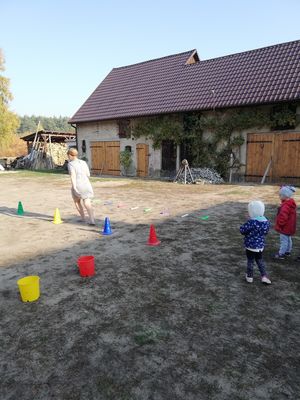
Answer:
[{"left": 1, "top": 0, "right": 300, "bottom": 118}]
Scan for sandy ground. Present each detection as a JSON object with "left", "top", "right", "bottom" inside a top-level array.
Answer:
[{"left": 0, "top": 171, "right": 299, "bottom": 399}]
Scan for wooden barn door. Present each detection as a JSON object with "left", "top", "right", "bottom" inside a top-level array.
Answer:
[
  {"left": 91, "top": 142, "right": 105, "bottom": 174},
  {"left": 245, "top": 133, "right": 274, "bottom": 182},
  {"left": 105, "top": 141, "right": 120, "bottom": 175},
  {"left": 246, "top": 132, "right": 300, "bottom": 184},
  {"left": 90, "top": 141, "right": 120, "bottom": 175},
  {"left": 136, "top": 144, "right": 149, "bottom": 177},
  {"left": 274, "top": 132, "right": 300, "bottom": 184}
]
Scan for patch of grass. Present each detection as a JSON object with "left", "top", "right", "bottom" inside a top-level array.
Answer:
[
  {"left": 133, "top": 327, "right": 169, "bottom": 346},
  {"left": 221, "top": 189, "right": 251, "bottom": 196},
  {"left": 205, "top": 302, "right": 225, "bottom": 315},
  {"left": 197, "top": 378, "right": 222, "bottom": 397},
  {"left": 96, "top": 376, "right": 133, "bottom": 400},
  {"left": 288, "top": 293, "right": 300, "bottom": 303},
  {"left": 0, "top": 169, "right": 67, "bottom": 179},
  {"left": 30, "top": 169, "right": 66, "bottom": 174},
  {"left": 90, "top": 176, "right": 129, "bottom": 182},
  {"left": 1, "top": 170, "right": 129, "bottom": 183}
]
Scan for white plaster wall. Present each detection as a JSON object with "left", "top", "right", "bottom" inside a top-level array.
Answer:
[
  {"left": 76, "top": 121, "right": 119, "bottom": 170},
  {"left": 76, "top": 120, "right": 161, "bottom": 177}
]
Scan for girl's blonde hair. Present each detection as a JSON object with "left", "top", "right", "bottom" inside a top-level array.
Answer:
[{"left": 67, "top": 147, "right": 78, "bottom": 157}]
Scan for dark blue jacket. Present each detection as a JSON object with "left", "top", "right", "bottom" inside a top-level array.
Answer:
[{"left": 240, "top": 217, "right": 270, "bottom": 250}]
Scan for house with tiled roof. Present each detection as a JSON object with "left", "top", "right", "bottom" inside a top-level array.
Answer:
[{"left": 70, "top": 40, "right": 300, "bottom": 182}]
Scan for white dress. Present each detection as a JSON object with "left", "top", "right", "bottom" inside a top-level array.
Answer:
[{"left": 68, "top": 159, "right": 94, "bottom": 200}]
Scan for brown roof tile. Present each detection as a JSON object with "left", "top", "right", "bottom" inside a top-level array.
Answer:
[{"left": 70, "top": 41, "right": 300, "bottom": 123}]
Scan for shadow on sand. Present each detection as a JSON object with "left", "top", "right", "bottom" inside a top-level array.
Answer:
[{"left": 0, "top": 201, "right": 299, "bottom": 400}]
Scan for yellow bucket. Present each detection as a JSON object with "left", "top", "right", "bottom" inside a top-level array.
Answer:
[{"left": 17, "top": 276, "right": 40, "bottom": 302}]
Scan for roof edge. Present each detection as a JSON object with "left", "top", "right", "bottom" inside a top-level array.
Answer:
[
  {"left": 69, "top": 99, "right": 300, "bottom": 125},
  {"left": 200, "top": 39, "right": 300, "bottom": 63},
  {"left": 112, "top": 49, "right": 197, "bottom": 70}
]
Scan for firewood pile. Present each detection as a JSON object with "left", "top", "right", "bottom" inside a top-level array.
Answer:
[
  {"left": 15, "top": 143, "right": 68, "bottom": 169},
  {"left": 48, "top": 143, "right": 68, "bottom": 166}
]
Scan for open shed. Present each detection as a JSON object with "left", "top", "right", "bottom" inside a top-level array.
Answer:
[
  {"left": 22, "top": 130, "right": 76, "bottom": 152},
  {"left": 21, "top": 130, "right": 76, "bottom": 169}
]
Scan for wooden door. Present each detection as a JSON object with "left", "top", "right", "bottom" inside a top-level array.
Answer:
[
  {"left": 91, "top": 142, "right": 105, "bottom": 174},
  {"left": 136, "top": 144, "right": 149, "bottom": 177},
  {"left": 105, "top": 141, "right": 120, "bottom": 175},
  {"left": 245, "top": 132, "right": 300, "bottom": 184},
  {"left": 91, "top": 141, "right": 120, "bottom": 176},
  {"left": 274, "top": 133, "right": 300, "bottom": 184},
  {"left": 245, "top": 133, "right": 274, "bottom": 182}
]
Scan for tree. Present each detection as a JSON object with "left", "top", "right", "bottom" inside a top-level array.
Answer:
[
  {"left": 18, "top": 115, "right": 74, "bottom": 135},
  {"left": 0, "top": 49, "right": 20, "bottom": 149}
]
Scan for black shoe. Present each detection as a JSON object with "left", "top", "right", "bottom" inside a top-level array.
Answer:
[{"left": 285, "top": 252, "right": 291, "bottom": 257}]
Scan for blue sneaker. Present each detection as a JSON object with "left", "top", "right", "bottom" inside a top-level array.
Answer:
[{"left": 274, "top": 253, "right": 285, "bottom": 260}]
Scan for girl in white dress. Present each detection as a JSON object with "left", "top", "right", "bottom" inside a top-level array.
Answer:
[{"left": 67, "top": 148, "right": 95, "bottom": 225}]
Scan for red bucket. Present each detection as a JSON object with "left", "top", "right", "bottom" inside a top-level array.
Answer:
[{"left": 77, "top": 256, "right": 95, "bottom": 277}]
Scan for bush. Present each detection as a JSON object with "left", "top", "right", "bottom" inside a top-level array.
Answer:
[
  {"left": 120, "top": 149, "right": 132, "bottom": 172},
  {"left": 0, "top": 134, "right": 27, "bottom": 157}
]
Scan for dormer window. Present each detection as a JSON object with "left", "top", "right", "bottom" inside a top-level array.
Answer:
[{"left": 185, "top": 50, "right": 200, "bottom": 65}]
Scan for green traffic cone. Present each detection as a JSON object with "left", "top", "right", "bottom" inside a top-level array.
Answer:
[{"left": 17, "top": 201, "right": 24, "bottom": 215}]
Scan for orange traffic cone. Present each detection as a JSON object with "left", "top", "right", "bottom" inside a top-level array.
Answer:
[{"left": 147, "top": 224, "right": 161, "bottom": 246}]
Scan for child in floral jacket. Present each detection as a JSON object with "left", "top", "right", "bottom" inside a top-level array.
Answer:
[{"left": 240, "top": 200, "right": 271, "bottom": 284}]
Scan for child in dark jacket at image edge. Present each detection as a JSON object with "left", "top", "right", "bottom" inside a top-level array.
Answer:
[
  {"left": 274, "top": 185, "right": 297, "bottom": 259},
  {"left": 240, "top": 200, "right": 271, "bottom": 284}
]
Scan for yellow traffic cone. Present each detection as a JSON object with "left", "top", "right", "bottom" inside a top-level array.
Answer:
[{"left": 53, "top": 208, "right": 63, "bottom": 224}]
